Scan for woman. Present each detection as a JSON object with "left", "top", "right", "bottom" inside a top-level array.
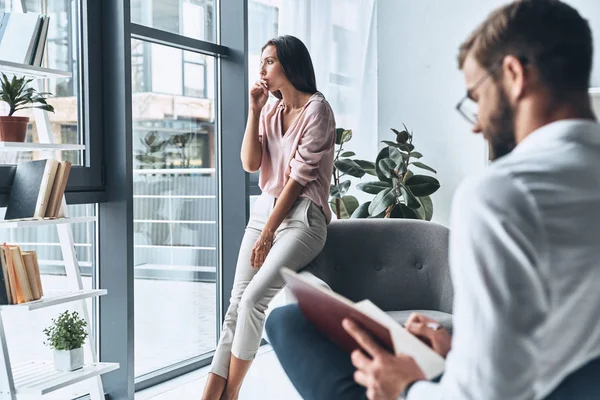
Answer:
[{"left": 201, "top": 35, "right": 336, "bottom": 400}]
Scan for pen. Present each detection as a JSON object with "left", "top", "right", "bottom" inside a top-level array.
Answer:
[{"left": 427, "top": 322, "right": 440, "bottom": 331}]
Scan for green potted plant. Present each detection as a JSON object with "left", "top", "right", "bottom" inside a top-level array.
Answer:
[
  {"left": 353, "top": 125, "right": 440, "bottom": 220},
  {"left": 329, "top": 128, "right": 376, "bottom": 219},
  {"left": 43, "top": 310, "right": 88, "bottom": 372},
  {"left": 0, "top": 72, "right": 54, "bottom": 142}
]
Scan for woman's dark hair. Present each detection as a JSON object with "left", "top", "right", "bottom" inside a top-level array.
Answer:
[{"left": 261, "top": 35, "right": 318, "bottom": 99}]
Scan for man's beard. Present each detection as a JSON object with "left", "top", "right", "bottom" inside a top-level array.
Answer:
[{"left": 486, "top": 88, "right": 517, "bottom": 161}]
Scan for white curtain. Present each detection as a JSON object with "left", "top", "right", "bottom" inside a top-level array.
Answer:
[
  {"left": 277, "top": 0, "right": 378, "bottom": 165},
  {"left": 278, "top": 0, "right": 332, "bottom": 104}
]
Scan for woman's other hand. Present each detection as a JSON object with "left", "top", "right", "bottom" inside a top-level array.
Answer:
[{"left": 250, "top": 231, "right": 274, "bottom": 269}]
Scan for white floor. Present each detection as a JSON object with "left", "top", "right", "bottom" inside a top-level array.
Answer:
[{"left": 135, "top": 345, "right": 302, "bottom": 400}]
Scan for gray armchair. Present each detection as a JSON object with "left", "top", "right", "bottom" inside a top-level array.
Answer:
[{"left": 301, "top": 218, "right": 454, "bottom": 331}]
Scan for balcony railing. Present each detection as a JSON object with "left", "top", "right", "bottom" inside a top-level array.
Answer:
[
  {"left": 0, "top": 168, "right": 220, "bottom": 283},
  {"left": 132, "top": 167, "right": 218, "bottom": 282}
]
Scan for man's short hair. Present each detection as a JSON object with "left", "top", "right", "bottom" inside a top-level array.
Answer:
[{"left": 458, "top": 0, "right": 593, "bottom": 93}]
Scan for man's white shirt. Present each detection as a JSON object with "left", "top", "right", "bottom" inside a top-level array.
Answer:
[{"left": 409, "top": 120, "right": 600, "bottom": 400}]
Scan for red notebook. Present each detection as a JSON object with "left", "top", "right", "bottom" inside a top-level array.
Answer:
[{"left": 281, "top": 268, "right": 445, "bottom": 380}]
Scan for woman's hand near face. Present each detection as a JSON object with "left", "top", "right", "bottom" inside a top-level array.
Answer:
[
  {"left": 241, "top": 77, "right": 267, "bottom": 172},
  {"left": 250, "top": 79, "right": 269, "bottom": 113}
]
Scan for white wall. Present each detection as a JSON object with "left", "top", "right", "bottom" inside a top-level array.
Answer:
[{"left": 377, "top": 0, "right": 600, "bottom": 226}]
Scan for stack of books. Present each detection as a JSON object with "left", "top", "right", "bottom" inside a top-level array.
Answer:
[
  {"left": 5, "top": 159, "right": 72, "bottom": 220},
  {"left": 0, "top": 244, "right": 43, "bottom": 305},
  {"left": 0, "top": 12, "right": 50, "bottom": 66}
]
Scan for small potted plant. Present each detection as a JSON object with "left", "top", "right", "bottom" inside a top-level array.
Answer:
[
  {"left": 0, "top": 72, "right": 54, "bottom": 142},
  {"left": 43, "top": 310, "right": 88, "bottom": 372}
]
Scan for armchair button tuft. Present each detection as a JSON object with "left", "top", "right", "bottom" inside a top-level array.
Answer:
[{"left": 415, "top": 263, "right": 423, "bottom": 270}]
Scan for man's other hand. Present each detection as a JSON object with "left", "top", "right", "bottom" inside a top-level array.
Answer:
[{"left": 405, "top": 313, "right": 452, "bottom": 358}]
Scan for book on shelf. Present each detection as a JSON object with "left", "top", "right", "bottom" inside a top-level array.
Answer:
[
  {"left": 45, "top": 160, "right": 71, "bottom": 218},
  {"left": 0, "top": 12, "right": 50, "bottom": 66},
  {"left": 2, "top": 243, "right": 24, "bottom": 304},
  {"left": 30, "top": 15, "right": 49, "bottom": 66},
  {"left": 0, "top": 244, "right": 43, "bottom": 305},
  {"left": 4, "top": 159, "right": 71, "bottom": 221},
  {"left": 281, "top": 268, "right": 446, "bottom": 380},
  {"left": 0, "top": 247, "right": 9, "bottom": 305},
  {"left": 26, "top": 15, "right": 50, "bottom": 67},
  {"left": 5, "top": 159, "right": 58, "bottom": 220},
  {"left": 9, "top": 246, "right": 33, "bottom": 302},
  {"left": 22, "top": 251, "right": 42, "bottom": 300}
]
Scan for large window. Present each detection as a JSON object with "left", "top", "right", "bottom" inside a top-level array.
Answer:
[
  {"left": 0, "top": 0, "right": 83, "bottom": 166},
  {"left": 246, "top": 0, "right": 279, "bottom": 190},
  {"left": 0, "top": 0, "right": 248, "bottom": 397},
  {"left": 131, "top": 0, "right": 215, "bottom": 42},
  {"left": 131, "top": 39, "right": 218, "bottom": 378},
  {"left": 0, "top": 0, "right": 104, "bottom": 195},
  {"left": 128, "top": 0, "right": 246, "bottom": 393}
]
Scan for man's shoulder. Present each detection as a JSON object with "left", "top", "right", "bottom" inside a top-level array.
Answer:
[
  {"left": 456, "top": 166, "right": 519, "bottom": 200},
  {"left": 451, "top": 166, "right": 544, "bottom": 255},
  {"left": 454, "top": 165, "right": 536, "bottom": 219}
]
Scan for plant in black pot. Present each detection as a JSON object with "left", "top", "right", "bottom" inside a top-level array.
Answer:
[
  {"left": 0, "top": 73, "right": 54, "bottom": 142},
  {"left": 353, "top": 125, "right": 440, "bottom": 220},
  {"left": 329, "top": 128, "right": 376, "bottom": 219}
]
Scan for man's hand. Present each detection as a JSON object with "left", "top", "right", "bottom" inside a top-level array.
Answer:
[
  {"left": 343, "top": 318, "right": 426, "bottom": 400},
  {"left": 405, "top": 313, "right": 452, "bottom": 358}
]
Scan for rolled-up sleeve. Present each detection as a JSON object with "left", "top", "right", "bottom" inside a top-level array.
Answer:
[{"left": 289, "top": 108, "right": 334, "bottom": 186}]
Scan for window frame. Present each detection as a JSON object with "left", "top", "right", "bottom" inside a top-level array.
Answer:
[
  {"left": 0, "top": 0, "right": 106, "bottom": 206},
  {"left": 98, "top": 0, "right": 250, "bottom": 396}
]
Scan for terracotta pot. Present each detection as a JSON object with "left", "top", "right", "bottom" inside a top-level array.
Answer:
[{"left": 0, "top": 116, "right": 29, "bottom": 142}]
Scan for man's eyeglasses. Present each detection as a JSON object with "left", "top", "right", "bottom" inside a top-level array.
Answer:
[
  {"left": 455, "top": 71, "right": 494, "bottom": 125},
  {"left": 455, "top": 58, "right": 528, "bottom": 125}
]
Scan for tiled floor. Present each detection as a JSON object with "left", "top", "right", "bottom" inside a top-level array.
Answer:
[{"left": 135, "top": 345, "right": 302, "bottom": 400}]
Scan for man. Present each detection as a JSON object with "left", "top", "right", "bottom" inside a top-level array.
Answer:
[{"left": 265, "top": 0, "right": 600, "bottom": 399}]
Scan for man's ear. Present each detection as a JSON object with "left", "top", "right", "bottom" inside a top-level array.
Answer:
[{"left": 502, "top": 55, "right": 527, "bottom": 101}]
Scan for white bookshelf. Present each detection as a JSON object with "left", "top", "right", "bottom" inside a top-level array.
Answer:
[
  {"left": 12, "top": 361, "right": 118, "bottom": 396},
  {"left": 0, "top": 216, "right": 97, "bottom": 228},
  {"left": 0, "top": 17, "right": 116, "bottom": 400},
  {"left": 0, "top": 142, "right": 84, "bottom": 152},
  {"left": 0, "top": 290, "right": 106, "bottom": 313},
  {"left": 589, "top": 87, "right": 600, "bottom": 96},
  {"left": 0, "top": 60, "right": 71, "bottom": 79}
]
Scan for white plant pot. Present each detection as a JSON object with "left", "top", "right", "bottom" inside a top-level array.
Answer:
[{"left": 53, "top": 347, "right": 84, "bottom": 372}]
